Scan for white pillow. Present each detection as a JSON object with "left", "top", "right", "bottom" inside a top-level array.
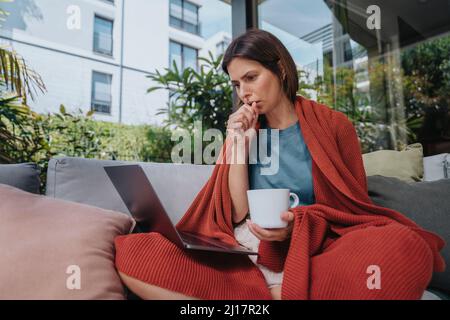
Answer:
[{"left": 423, "top": 153, "right": 449, "bottom": 181}]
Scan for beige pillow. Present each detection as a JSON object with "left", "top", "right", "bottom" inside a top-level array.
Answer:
[
  {"left": 362, "top": 143, "right": 424, "bottom": 182},
  {"left": 0, "top": 184, "right": 135, "bottom": 300}
]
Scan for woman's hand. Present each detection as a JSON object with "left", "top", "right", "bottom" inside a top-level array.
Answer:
[
  {"left": 225, "top": 102, "right": 259, "bottom": 164},
  {"left": 247, "top": 211, "right": 295, "bottom": 242},
  {"left": 226, "top": 102, "right": 259, "bottom": 140}
]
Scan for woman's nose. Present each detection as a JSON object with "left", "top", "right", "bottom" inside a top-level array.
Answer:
[{"left": 239, "top": 84, "right": 252, "bottom": 102}]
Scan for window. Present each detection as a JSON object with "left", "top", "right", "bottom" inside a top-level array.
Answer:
[
  {"left": 91, "top": 71, "right": 112, "bottom": 114},
  {"left": 216, "top": 38, "right": 231, "bottom": 56},
  {"left": 183, "top": 46, "right": 197, "bottom": 70},
  {"left": 169, "top": 40, "right": 198, "bottom": 72},
  {"left": 93, "top": 15, "right": 113, "bottom": 56},
  {"left": 169, "top": 0, "right": 200, "bottom": 35}
]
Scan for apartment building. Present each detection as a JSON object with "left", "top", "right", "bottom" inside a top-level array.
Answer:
[{"left": 0, "top": 0, "right": 221, "bottom": 126}]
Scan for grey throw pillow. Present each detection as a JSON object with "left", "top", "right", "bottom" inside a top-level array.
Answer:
[
  {"left": 0, "top": 163, "right": 41, "bottom": 194},
  {"left": 367, "top": 175, "right": 450, "bottom": 292}
]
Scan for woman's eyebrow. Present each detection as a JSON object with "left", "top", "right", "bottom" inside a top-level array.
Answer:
[{"left": 231, "top": 70, "right": 256, "bottom": 83}]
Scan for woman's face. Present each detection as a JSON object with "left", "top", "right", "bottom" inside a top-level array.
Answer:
[{"left": 227, "top": 57, "right": 284, "bottom": 114}]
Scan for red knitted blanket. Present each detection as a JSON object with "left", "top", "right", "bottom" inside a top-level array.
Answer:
[{"left": 115, "top": 96, "right": 445, "bottom": 300}]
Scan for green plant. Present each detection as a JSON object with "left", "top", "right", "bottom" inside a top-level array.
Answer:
[
  {"left": 1, "top": 2, "right": 47, "bottom": 164},
  {"left": 147, "top": 52, "right": 233, "bottom": 134},
  {"left": 402, "top": 35, "right": 450, "bottom": 140},
  {"left": 42, "top": 106, "right": 174, "bottom": 163},
  {"left": 310, "top": 61, "right": 389, "bottom": 152},
  {"left": 0, "top": 97, "right": 50, "bottom": 164},
  {"left": 0, "top": 46, "right": 46, "bottom": 103},
  {"left": 139, "top": 126, "right": 175, "bottom": 163},
  {"left": 41, "top": 105, "right": 102, "bottom": 159},
  {"left": 41, "top": 107, "right": 175, "bottom": 191}
]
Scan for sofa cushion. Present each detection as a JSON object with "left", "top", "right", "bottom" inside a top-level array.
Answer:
[
  {"left": 0, "top": 184, "right": 135, "bottom": 300},
  {"left": 362, "top": 143, "right": 424, "bottom": 182},
  {"left": 367, "top": 175, "right": 450, "bottom": 292},
  {"left": 45, "top": 157, "right": 214, "bottom": 224},
  {"left": 0, "top": 163, "right": 41, "bottom": 194}
]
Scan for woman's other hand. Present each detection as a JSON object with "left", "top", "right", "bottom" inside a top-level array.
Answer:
[{"left": 247, "top": 211, "right": 294, "bottom": 242}]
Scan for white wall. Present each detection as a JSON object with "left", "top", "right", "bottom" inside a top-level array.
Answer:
[
  {"left": 0, "top": 0, "right": 121, "bottom": 63},
  {"left": 5, "top": 40, "right": 121, "bottom": 122},
  {"left": 120, "top": 0, "right": 170, "bottom": 125}
]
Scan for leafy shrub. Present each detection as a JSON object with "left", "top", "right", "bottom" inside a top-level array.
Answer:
[
  {"left": 1, "top": 103, "right": 175, "bottom": 193},
  {"left": 148, "top": 52, "right": 233, "bottom": 134}
]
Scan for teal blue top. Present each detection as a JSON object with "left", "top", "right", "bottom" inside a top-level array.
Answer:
[{"left": 248, "top": 117, "right": 315, "bottom": 207}]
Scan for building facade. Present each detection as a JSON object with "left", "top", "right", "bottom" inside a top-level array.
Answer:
[{"left": 0, "top": 0, "right": 218, "bottom": 126}]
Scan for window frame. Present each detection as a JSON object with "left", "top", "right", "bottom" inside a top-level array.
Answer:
[
  {"left": 93, "top": 14, "right": 114, "bottom": 57},
  {"left": 169, "top": 0, "right": 200, "bottom": 35},
  {"left": 169, "top": 40, "right": 198, "bottom": 72},
  {"left": 91, "top": 70, "right": 113, "bottom": 115}
]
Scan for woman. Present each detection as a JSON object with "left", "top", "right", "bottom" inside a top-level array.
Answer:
[{"left": 115, "top": 29, "right": 445, "bottom": 300}]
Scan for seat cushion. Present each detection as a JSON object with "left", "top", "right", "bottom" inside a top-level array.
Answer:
[
  {"left": 0, "top": 163, "right": 41, "bottom": 194},
  {"left": 45, "top": 157, "right": 214, "bottom": 224},
  {"left": 362, "top": 143, "right": 424, "bottom": 182},
  {"left": 0, "top": 184, "right": 135, "bottom": 299},
  {"left": 367, "top": 175, "right": 450, "bottom": 292}
]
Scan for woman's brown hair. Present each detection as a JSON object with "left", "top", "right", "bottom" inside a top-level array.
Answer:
[{"left": 222, "top": 28, "right": 299, "bottom": 105}]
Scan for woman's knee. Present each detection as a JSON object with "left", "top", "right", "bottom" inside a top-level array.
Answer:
[{"left": 118, "top": 272, "right": 200, "bottom": 300}]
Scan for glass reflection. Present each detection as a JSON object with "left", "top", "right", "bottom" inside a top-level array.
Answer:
[{"left": 259, "top": 0, "right": 450, "bottom": 155}]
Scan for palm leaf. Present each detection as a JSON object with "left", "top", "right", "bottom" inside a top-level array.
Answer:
[{"left": 0, "top": 46, "right": 46, "bottom": 101}]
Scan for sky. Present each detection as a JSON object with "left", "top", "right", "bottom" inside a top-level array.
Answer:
[
  {"left": 199, "top": 0, "right": 232, "bottom": 39},
  {"left": 259, "top": 0, "right": 332, "bottom": 38},
  {"left": 197, "top": 0, "right": 333, "bottom": 70},
  {"left": 199, "top": 0, "right": 332, "bottom": 39}
]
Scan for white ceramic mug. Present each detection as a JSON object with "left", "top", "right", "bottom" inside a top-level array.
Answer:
[{"left": 246, "top": 188, "right": 300, "bottom": 228}]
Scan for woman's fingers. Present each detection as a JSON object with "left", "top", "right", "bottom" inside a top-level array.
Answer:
[
  {"left": 233, "top": 114, "right": 251, "bottom": 131},
  {"left": 247, "top": 220, "right": 287, "bottom": 241},
  {"left": 247, "top": 222, "right": 270, "bottom": 240},
  {"left": 240, "top": 106, "right": 256, "bottom": 129},
  {"left": 243, "top": 103, "right": 258, "bottom": 119},
  {"left": 227, "top": 114, "right": 251, "bottom": 131},
  {"left": 227, "top": 103, "right": 258, "bottom": 132},
  {"left": 243, "top": 105, "right": 257, "bottom": 128},
  {"left": 227, "top": 115, "right": 247, "bottom": 131},
  {"left": 226, "top": 103, "right": 259, "bottom": 137},
  {"left": 228, "top": 122, "right": 244, "bottom": 130},
  {"left": 280, "top": 211, "right": 294, "bottom": 222}
]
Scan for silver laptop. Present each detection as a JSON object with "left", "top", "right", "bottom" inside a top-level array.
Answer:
[{"left": 104, "top": 165, "right": 257, "bottom": 256}]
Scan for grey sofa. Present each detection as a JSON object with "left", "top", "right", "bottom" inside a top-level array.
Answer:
[
  {"left": 1, "top": 156, "right": 448, "bottom": 300},
  {"left": 45, "top": 157, "right": 215, "bottom": 226}
]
